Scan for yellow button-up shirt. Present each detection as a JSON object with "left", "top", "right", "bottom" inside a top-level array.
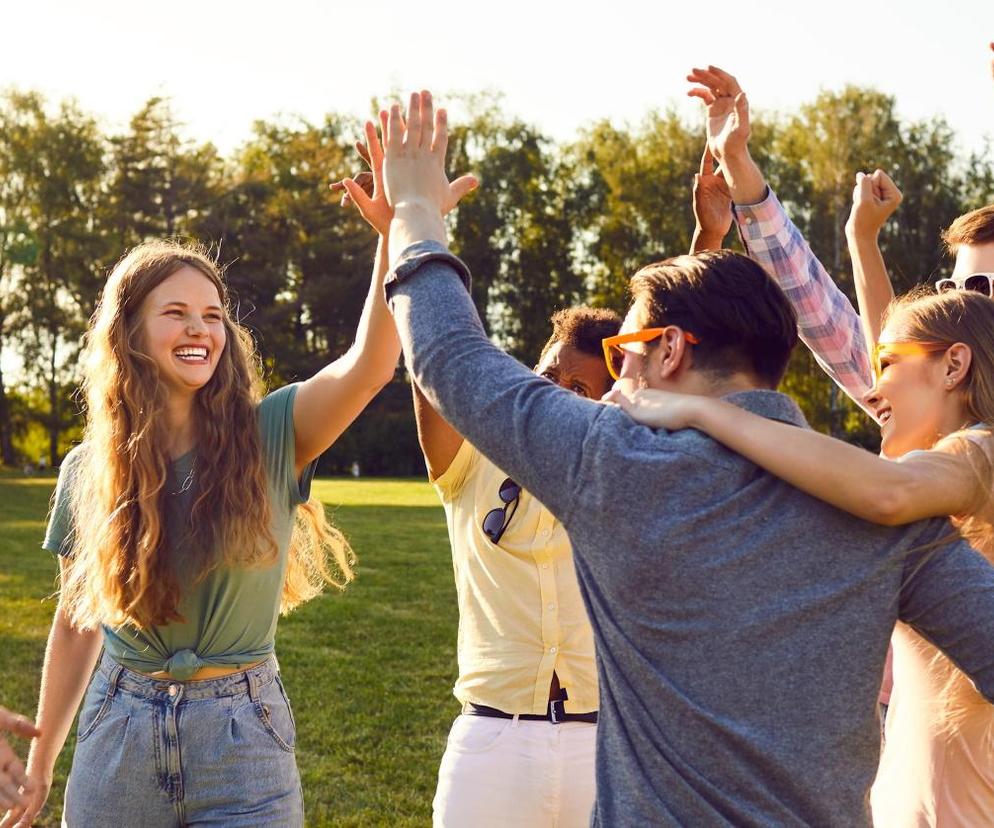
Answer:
[{"left": 433, "top": 440, "right": 598, "bottom": 715}]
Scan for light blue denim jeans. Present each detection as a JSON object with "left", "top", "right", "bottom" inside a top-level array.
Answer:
[{"left": 62, "top": 651, "right": 303, "bottom": 827}]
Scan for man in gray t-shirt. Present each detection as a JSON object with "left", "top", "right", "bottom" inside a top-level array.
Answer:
[{"left": 379, "top": 100, "right": 994, "bottom": 826}]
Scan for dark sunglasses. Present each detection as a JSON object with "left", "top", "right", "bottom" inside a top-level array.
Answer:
[
  {"left": 482, "top": 477, "right": 521, "bottom": 544},
  {"left": 935, "top": 273, "right": 994, "bottom": 297}
]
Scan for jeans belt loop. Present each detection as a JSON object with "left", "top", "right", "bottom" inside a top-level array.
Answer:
[
  {"left": 246, "top": 664, "right": 262, "bottom": 702},
  {"left": 106, "top": 661, "right": 124, "bottom": 698}
]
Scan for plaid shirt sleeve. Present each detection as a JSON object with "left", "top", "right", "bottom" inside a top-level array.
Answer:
[{"left": 733, "top": 188, "right": 874, "bottom": 411}]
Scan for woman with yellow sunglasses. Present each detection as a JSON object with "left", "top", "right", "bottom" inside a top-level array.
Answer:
[{"left": 609, "top": 286, "right": 994, "bottom": 827}]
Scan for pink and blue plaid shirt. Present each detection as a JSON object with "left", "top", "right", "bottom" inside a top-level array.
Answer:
[{"left": 733, "top": 189, "right": 875, "bottom": 415}]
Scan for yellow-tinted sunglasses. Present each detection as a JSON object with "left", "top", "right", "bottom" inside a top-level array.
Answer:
[
  {"left": 872, "top": 341, "right": 950, "bottom": 380},
  {"left": 602, "top": 328, "right": 700, "bottom": 381}
]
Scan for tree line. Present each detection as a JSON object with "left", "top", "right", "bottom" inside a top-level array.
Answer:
[{"left": 1, "top": 89, "right": 991, "bottom": 474}]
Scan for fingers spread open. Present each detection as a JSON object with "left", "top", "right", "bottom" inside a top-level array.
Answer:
[
  {"left": 449, "top": 174, "right": 478, "bottom": 206},
  {"left": 386, "top": 104, "right": 404, "bottom": 151},
  {"left": 364, "top": 121, "right": 383, "bottom": 165},
  {"left": 432, "top": 107, "right": 449, "bottom": 162},
  {"left": 354, "top": 138, "right": 372, "bottom": 167},
  {"left": 707, "top": 66, "right": 742, "bottom": 95},
  {"left": 405, "top": 92, "right": 422, "bottom": 147},
  {"left": 420, "top": 90, "right": 434, "bottom": 152},
  {"left": 687, "top": 88, "right": 716, "bottom": 106}
]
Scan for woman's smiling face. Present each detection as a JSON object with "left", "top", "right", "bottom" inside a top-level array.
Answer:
[
  {"left": 866, "top": 315, "right": 951, "bottom": 458},
  {"left": 140, "top": 266, "right": 227, "bottom": 396}
]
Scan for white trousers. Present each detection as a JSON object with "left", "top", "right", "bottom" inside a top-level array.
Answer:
[{"left": 432, "top": 713, "right": 597, "bottom": 827}]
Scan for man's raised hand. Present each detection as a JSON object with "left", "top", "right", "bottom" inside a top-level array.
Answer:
[
  {"left": 383, "top": 91, "right": 477, "bottom": 216},
  {"left": 687, "top": 66, "right": 750, "bottom": 163}
]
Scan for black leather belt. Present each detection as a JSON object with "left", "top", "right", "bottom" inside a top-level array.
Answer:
[{"left": 464, "top": 701, "right": 598, "bottom": 725}]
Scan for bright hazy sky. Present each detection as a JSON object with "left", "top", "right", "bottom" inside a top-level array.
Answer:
[
  {"left": 1, "top": 0, "right": 991, "bottom": 383},
  {"left": 3, "top": 0, "right": 992, "bottom": 156}
]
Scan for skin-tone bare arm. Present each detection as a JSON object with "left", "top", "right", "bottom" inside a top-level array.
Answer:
[
  {"left": 411, "top": 382, "right": 464, "bottom": 479},
  {"left": 603, "top": 388, "right": 978, "bottom": 526},
  {"left": 1, "top": 559, "right": 103, "bottom": 828},
  {"left": 292, "top": 132, "right": 402, "bottom": 478},
  {"left": 845, "top": 170, "right": 902, "bottom": 350},
  {"left": 332, "top": 112, "right": 477, "bottom": 480},
  {"left": 690, "top": 145, "right": 732, "bottom": 253},
  {"left": 687, "top": 66, "right": 766, "bottom": 206}
]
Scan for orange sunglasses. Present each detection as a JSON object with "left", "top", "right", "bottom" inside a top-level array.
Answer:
[
  {"left": 602, "top": 328, "right": 700, "bottom": 381},
  {"left": 871, "top": 341, "right": 950, "bottom": 380}
]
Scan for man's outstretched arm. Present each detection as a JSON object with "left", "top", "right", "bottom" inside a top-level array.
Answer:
[
  {"left": 382, "top": 92, "right": 603, "bottom": 523},
  {"left": 688, "top": 66, "right": 874, "bottom": 408}
]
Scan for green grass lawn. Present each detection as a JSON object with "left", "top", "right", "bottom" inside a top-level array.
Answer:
[{"left": 0, "top": 473, "right": 459, "bottom": 826}]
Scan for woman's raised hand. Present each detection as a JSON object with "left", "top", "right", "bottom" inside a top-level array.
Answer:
[
  {"left": 332, "top": 115, "right": 392, "bottom": 236},
  {"left": 846, "top": 169, "right": 903, "bottom": 240}
]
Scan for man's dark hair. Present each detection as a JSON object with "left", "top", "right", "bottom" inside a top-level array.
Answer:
[
  {"left": 942, "top": 204, "right": 994, "bottom": 254},
  {"left": 629, "top": 250, "right": 798, "bottom": 388},
  {"left": 539, "top": 307, "right": 622, "bottom": 361}
]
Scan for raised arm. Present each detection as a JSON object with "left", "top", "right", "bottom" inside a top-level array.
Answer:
[
  {"left": 382, "top": 92, "right": 604, "bottom": 520},
  {"left": 332, "top": 116, "right": 470, "bottom": 480},
  {"left": 689, "top": 145, "right": 732, "bottom": 254},
  {"left": 688, "top": 66, "right": 874, "bottom": 408},
  {"left": 845, "top": 170, "right": 902, "bottom": 350},
  {"left": 605, "top": 388, "right": 979, "bottom": 526}
]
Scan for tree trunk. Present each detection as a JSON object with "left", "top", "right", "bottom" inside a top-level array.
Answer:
[
  {"left": 47, "top": 329, "right": 59, "bottom": 467},
  {"left": 0, "top": 335, "right": 15, "bottom": 466}
]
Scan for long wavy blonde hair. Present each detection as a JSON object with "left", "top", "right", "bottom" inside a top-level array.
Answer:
[
  {"left": 62, "top": 240, "right": 354, "bottom": 630},
  {"left": 885, "top": 289, "right": 994, "bottom": 732}
]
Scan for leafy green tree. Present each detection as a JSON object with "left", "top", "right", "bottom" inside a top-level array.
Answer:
[{"left": 0, "top": 91, "right": 106, "bottom": 464}]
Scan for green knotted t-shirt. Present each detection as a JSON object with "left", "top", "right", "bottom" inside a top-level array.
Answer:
[{"left": 43, "top": 383, "right": 317, "bottom": 680}]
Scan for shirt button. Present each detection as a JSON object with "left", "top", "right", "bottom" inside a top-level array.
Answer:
[
  {"left": 542, "top": 563, "right": 550, "bottom": 570},
  {"left": 547, "top": 603, "right": 555, "bottom": 611},
  {"left": 549, "top": 646, "right": 557, "bottom": 654},
  {"left": 541, "top": 529, "right": 551, "bottom": 538},
  {"left": 745, "top": 217, "right": 754, "bottom": 225}
]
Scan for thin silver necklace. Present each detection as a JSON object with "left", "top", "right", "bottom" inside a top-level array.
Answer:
[{"left": 172, "top": 462, "right": 195, "bottom": 495}]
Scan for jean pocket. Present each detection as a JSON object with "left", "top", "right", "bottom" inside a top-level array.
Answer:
[
  {"left": 76, "top": 673, "right": 114, "bottom": 743},
  {"left": 254, "top": 677, "right": 296, "bottom": 752},
  {"left": 445, "top": 715, "right": 515, "bottom": 755}
]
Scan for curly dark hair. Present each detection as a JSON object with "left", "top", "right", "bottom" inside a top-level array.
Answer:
[{"left": 539, "top": 307, "right": 622, "bottom": 361}]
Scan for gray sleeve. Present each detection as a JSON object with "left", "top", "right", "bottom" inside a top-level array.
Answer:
[
  {"left": 898, "top": 528, "right": 994, "bottom": 702},
  {"left": 385, "top": 241, "right": 605, "bottom": 523}
]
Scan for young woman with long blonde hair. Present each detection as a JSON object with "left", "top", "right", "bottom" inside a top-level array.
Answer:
[
  {"left": 0, "top": 125, "right": 476, "bottom": 825},
  {"left": 1, "top": 234, "right": 393, "bottom": 827}
]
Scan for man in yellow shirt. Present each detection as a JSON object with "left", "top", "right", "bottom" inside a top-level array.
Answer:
[{"left": 415, "top": 307, "right": 619, "bottom": 827}]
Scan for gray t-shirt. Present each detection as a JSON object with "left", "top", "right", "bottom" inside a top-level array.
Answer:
[
  {"left": 44, "top": 384, "right": 316, "bottom": 679},
  {"left": 385, "top": 241, "right": 994, "bottom": 827}
]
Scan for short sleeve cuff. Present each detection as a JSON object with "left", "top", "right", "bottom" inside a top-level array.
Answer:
[
  {"left": 431, "top": 438, "right": 476, "bottom": 499},
  {"left": 384, "top": 241, "right": 473, "bottom": 297}
]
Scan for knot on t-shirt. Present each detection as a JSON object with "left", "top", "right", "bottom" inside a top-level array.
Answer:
[{"left": 164, "top": 649, "right": 204, "bottom": 680}]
